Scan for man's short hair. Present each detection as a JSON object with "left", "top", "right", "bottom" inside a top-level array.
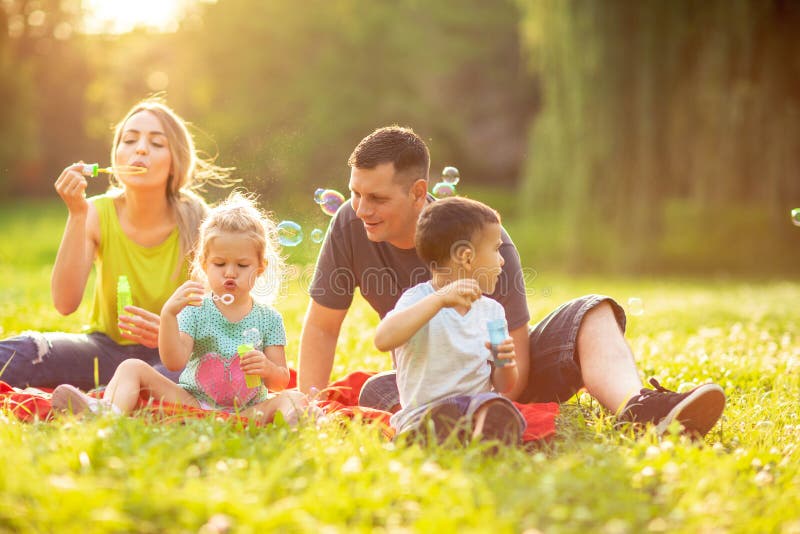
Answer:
[
  {"left": 348, "top": 126, "right": 430, "bottom": 185},
  {"left": 416, "top": 197, "right": 501, "bottom": 267}
]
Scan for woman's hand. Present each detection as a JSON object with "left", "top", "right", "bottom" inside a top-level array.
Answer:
[
  {"left": 119, "top": 306, "right": 161, "bottom": 348},
  {"left": 54, "top": 163, "right": 89, "bottom": 215}
]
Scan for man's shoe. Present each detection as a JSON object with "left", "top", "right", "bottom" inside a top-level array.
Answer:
[
  {"left": 51, "top": 384, "right": 115, "bottom": 415},
  {"left": 618, "top": 378, "right": 726, "bottom": 437}
]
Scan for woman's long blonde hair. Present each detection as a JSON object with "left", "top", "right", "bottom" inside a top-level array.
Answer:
[{"left": 109, "top": 98, "right": 235, "bottom": 264}]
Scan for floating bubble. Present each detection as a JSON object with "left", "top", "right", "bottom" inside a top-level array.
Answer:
[
  {"left": 277, "top": 220, "right": 303, "bottom": 247},
  {"left": 432, "top": 181, "right": 456, "bottom": 198},
  {"left": 627, "top": 297, "right": 644, "bottom": 316},
  {"left": 242, "top": 327, "right": 261, "bottom": 347},
  {"left": 212, "top": 293, "right": 235, "bottom": 305},
  {"left": 311, "top": 228, "right": 325, "bottom": 244},
  {"left": 313, "top": 188, "right": 326, "bottom": 204},
  {"left": 441, "top": 166, "right": 460, "bottom": 185},
  {"left": 791, "top": 208, "right": 800, "bottom": 227},
  {"left": 319, "top": 189, "right": 346, "bottom": 216}
]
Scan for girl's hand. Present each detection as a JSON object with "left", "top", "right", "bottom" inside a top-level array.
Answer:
[
  {"left": 119, "top": 306, "right": 161, "bottom": 348},
  {"left": 485, "top": 337, "right": 516, "bottom": 368},
  {"left": 54, "top": 163, "right": 90, "bottom": 215},
  {"left": 240, "top": 349, "right": 273, "bottom": 377},
  {"left": 436, "top": 279, "right": 482, "bottom": 310},
  {"left": 161, "top": 281, "right": 204, "bottom": 318}
]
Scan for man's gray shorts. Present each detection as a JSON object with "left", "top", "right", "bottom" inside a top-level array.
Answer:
[{"left": 359, "top": 294, "right": 626, "bottom": 411}]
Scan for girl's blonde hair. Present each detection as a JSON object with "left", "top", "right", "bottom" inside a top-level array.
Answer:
[
  {"left": 192, "top": 191, "right": 284, "bottom": 303},
  {"left": 109, "top": 97, "right": 236, "bottom": 263}
]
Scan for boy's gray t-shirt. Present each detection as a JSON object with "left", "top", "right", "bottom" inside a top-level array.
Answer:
[
  {"left": 387, "top": 282, "right": 506, "bottom": 430},
  {"left": 309, "top": 199, "right": 530, "bottom": 330}
]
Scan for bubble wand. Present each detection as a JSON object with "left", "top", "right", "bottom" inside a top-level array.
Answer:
[{"left": 79, "top": 163, "right": 147, "bottom": 177}]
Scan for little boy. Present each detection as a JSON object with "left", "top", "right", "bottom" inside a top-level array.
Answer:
[{"left": 374, "top": 197, "right": 526, "bottom": 445}]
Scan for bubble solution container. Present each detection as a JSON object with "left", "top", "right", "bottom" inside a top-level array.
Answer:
[
  {"left": 81, "top": 163, "right": 100, "bottom": 177},
  {"left": 238, "top": 328, "right": 263, "bottom": 388},
  {"left": 117, "top": 275, "right": 133, "bottom": 335},
  {"left": 486, "top": 318, "right": 509, "bottom": 368}
]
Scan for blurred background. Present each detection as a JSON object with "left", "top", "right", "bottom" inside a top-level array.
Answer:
[{"left": 1, "top": 0, "right": 798, "bottom": 275}]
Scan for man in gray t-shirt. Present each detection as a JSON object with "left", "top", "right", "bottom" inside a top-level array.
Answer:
[
  {"left": 309, "top": 192, "right": 529, "bottom": 329},
  {"left": 298, "top": 126, "right": 726, "bottom": 438}
]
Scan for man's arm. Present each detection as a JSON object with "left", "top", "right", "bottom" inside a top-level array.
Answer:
[
  {"left": 504, "top": 324, "right": 530, "bottom": 401},
  {"left": 297, "top": 299, "right": 348, "bottom": 394}
]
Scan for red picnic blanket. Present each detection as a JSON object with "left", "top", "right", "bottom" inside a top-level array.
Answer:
[{"left": 0, "top": 370, "right": 558, "bottom": 443}]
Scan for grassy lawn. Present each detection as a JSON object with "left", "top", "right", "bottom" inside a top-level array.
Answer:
[{"left": 1, "top": 200, "right": 799, "bottom": 533}]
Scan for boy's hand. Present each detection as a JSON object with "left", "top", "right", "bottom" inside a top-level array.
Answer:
[
  {"left": 486, "top": 337, "right": 516, "bottom": 367},
  {"left": 437, "top": 279, "right": 482, "bottom": 310},
  {"left": 162, "top": 281, "right": 204, "bottom": 317}
]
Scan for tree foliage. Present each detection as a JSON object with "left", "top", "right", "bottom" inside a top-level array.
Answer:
[{"left": 516, "top": 0, "right": 800, "bottom": 274}]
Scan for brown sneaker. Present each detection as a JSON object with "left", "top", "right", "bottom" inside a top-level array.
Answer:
[{"left": 618, "top": 378, "right": 726, "bottom": 437}]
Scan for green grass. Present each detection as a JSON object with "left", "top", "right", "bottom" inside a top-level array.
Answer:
[{"left": 1, "top": 199, "right": 799, "bottom": 533}]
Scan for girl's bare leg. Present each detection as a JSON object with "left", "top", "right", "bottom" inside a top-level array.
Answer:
[
  {"left": 243, "top": 390, "right": 309, "bottom": 426},
  {"left": 103, "top": 359, "right": 199, "bottom": 413}
]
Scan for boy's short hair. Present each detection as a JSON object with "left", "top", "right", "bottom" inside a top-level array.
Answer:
[
  {"left": 416, "top": 197, "right": 501, "bottom": 267},
  {"left": 347, "top": 126, "right": 430, "bottom": 186}
]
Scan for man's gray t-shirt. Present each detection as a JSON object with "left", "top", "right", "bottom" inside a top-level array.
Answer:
[{"left": 309, "top": 198, "right": 530, "bottom": 330}]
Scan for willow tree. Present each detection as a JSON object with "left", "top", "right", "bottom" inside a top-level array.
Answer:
[{"left": 517, "top": 0, "right": 800, "bottom": 274}]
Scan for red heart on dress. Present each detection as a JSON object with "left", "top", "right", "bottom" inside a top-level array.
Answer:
[{"left": 195, "top": 353, "right": 258, "bottom": 408}]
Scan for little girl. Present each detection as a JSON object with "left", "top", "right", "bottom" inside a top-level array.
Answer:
[{"left": 52, "top": 192, "right": 308, "bottom": 424}]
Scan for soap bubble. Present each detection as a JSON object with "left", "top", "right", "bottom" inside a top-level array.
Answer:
[
  {"left": 441, "top": 166, "right": 460, "bottom": 185},
  {"left": 432, "top": 182, "right": 456, "bottom": 198},
  {"left": 242, "top": 327, "right": 261, "bottom": 347},
  {"left": 319, "top": 189, "right": 346, "bottom": 216},
  {"left": 627, "top": 297, "right": 644, "bottom": 316},
  {"left": 277, "top": 220, "right": 303, "bottom": 247},
  {"left": 791, "top": 208, "right": 800, "bottom": 227},
  {"left": 311, "top": 228, "right": 325, "bottom": 243},
  {"left": 212, "top": 293, "right": 235, "bottom": 305},
  {"left": 313, "top": 188, "right": 326, "bottom": 204}
]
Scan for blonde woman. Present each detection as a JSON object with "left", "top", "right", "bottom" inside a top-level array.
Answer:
[{"left": 0, "top": 98, "right": 233, "bottom": 389}]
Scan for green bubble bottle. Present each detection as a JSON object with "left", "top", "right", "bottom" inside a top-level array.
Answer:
[
  {"left": 117, "top": 275, "right": 133, "bottom": 335},
  {"left": 238, "top": 328, "right": 263, "bottom": 388}
]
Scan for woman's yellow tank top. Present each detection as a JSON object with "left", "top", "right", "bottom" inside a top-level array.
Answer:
[{"left": 89, "top": 194, "right": 188, "bottom": 344}]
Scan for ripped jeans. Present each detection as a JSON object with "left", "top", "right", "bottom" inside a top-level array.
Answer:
[{"left": 0, "top": 331, "right": 181, "bottom": 390}]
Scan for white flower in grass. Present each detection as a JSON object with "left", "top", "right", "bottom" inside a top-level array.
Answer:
[
  {"left": 341, "top": 455, "right": 362, "bottom": 474},
  {"left": 754, "top": 470, "right": 774, "bottom": 486},
  {"left": 79, "top": 451, "right": 91, "bottom": 469},
  {"left": 49, "top": 475, "right": 77, "bottom": 489},
  {"left": 660, "top": 440, "right": 675, "bottom": 452},
  {"left": 387, "top": 460, "right": 403, "bottom": 473},
  {"left": 420, "top": 461, "right": 443, "bottom": 476}
]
